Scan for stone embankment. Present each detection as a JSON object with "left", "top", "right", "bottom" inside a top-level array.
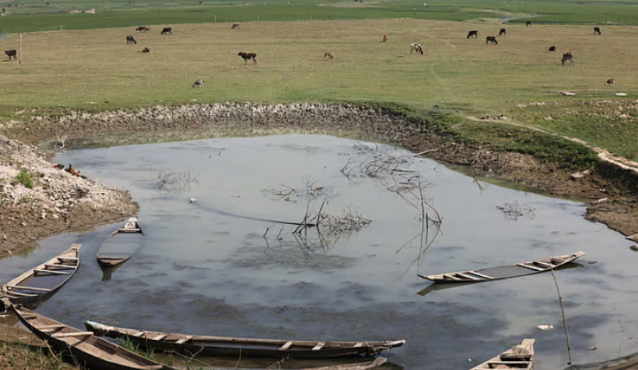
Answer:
[{"left": 0, "top": 136, "right": 139, "bottom": 257}]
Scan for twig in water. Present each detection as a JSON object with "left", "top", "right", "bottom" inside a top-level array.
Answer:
[{"left": 551, "top": 268, "right": 573, "bottom": 365}]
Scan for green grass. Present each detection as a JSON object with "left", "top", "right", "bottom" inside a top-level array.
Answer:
[
  {"left": 0, "top": 342, "right": 75, "bottom": 370},
  {"left": 14, "top": 170, "right": 34, "bottom": 189}
]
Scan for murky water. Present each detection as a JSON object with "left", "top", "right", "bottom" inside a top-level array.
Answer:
[{"left": 1, "top": 134, "right": 635, "bottom": 370}]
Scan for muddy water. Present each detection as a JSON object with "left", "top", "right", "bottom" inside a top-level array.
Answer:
[{"left": 0, "top": 134, "right": 634, "bottom": 369}]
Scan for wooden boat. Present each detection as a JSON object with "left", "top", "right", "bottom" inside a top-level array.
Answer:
[
  {"left": 11, "top": 305, "right": 179, "bottom": 370},
  {"left": 470, "top": 339, "right": 534, "bottom": 369},
  {"left": 303, "top": 358, "right": 387, "bottom": 370},
  {"left": 97, "top": 217, "right": 144, "bottom": 268},
  {"left": 84, "top": 321, "right": 406, "bottom": 359},
  {"left": 419, "top": 251, "right": 585, "bottom": 283},
  {"left": 4, "top": 244, "right": 81, "bottom": 306}
]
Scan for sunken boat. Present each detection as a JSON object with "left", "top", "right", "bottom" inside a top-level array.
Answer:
[
  {"left": 470, "top": 339, "right": 534, "bottom": 369},
  {"left": 4, "top": 244, "right": 81, "bottom": 307},
  {"left": 84, "top": 321, "right": 406, "bottom": 359},
  {"left": 97, "top": 217, "right": 144, "bottom": 268},
  {"left": 419, "top": 251, "right": 585, "bottom": 283}
]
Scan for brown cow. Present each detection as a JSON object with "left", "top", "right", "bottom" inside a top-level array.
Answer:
[
  {"left": 5, "top": 49, "right": 16, "bottom": 60},
  {"left": 139, "top": 47, "right": 150, "bottom": 53},
  {"left": 467, "top": 30, "right": 478, "bottom": 39},
  {"left": 324, "top": 52, "right": 333, "bottom": 59},
  {"left": 486, "top": 36, "right": 497, "bottom": 45},
  {"left": 605, "top": 78, "right": 615, "bottom": 85},
  {"left": 561, "top": 52, "right": 574, "bottom": 66},
  {"left": 499, "top": 28, "right": 506, "bottom": 36},
  {"left": 238, "top": 52, "right": 257, "bottom": 64},
  {"left": 136, "top": 26, "right": 150, "bottom": 32}
]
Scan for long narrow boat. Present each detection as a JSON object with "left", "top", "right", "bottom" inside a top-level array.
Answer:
[
  {"left": 4, "top": 244, "right": 81, "bottom": 306},
  {"left": 97, "top": 218, "right": 144, "bottom": 268},
  {"left": 11, "top": 305, "right": 179, "bottom": 370},
  {"left": 84, "top": 321, "right": 406, "bottom": 359},
  {"left": 470, "top": 339, "right": 535, "bottom": 369},
  {"left": 419, "top": 251, "right": 585, "bottom": 283}
]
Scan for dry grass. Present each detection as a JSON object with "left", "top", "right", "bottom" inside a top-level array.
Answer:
[{"left": 0, "top": 19, "right": 636, "bottom": 111}]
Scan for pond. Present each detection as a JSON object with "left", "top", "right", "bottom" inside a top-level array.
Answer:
[{"left": 0, "top": 134, "right": 635, "bottom": 369}]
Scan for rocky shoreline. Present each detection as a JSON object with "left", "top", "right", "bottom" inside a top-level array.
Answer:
[{"left": 0, "top": 102, "right": 636, "bottom": 257}]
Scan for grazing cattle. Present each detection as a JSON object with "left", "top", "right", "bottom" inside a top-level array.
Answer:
[
  {"left": 526, "top": 21, "right": 532, "bottom": 27},
  {"left": 605, "top": 78, "right": 615, "bottom": 85},
  {"left": 410, "top": 43, "right": 424, "bottom": 55},
  {"left": 5, "top": 49, "right": 16, "bottom": 60},
  {"left": 467, "top": 30, "right": 478, "bottom": 39},
  {"left": 594, "top": 27, "right": 601, "bottom": 35},
  {"left": 126, "top": 35, "right": 137, "bottom": 44},
  {"left": 136, "top": 26, "right": 150, "bottom": 32},
  {"left": 324, "top": 52, "right": 333, "bottom": 59},
  {"left": 561, "top": 52, "right": 574, "bottom": 66},
  {"left": 238, "top": 52, "right": 257, "bottom": 64},
  {"left": 549, "top": 46, "right": 556, "bottom": 51},
  {"left": 485, "top": 36, "right": 497, "bottom": 45},
  {"left": 231, "top": 23, "right": 240, "bottom": 30},
  {"left": 499, "top": 28, "right": 506, "bottom": 36},
  {"left": 383, "top": 35, "right": 387, "bottom": 42},
  {"left": 161, "top": 27, "right": 172, "bottom": 35},
  {"left": 192, "top": 79, "right": 204, "bottom": 88},
  {"left": 139, "top": 47, "right": 150, "bottom": 53}
]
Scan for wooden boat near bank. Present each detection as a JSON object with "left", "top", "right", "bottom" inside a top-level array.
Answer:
[
  {"left": 419, "top": 251, "right": 585, "bottom": 283},
  {"left": 84, "top": 321, "right": 406, "bottom": 359},
  {"left": 470, "top": 339, "right": 535, "bottom": 369},
  {"left": 11, "top": 305, "right": 179, "bottom": 370},
  {"left": 4, "top": 244, "right": 81, "bottom": 306},
  {"left": 97, "top": 217, "right": 144, "bottom": 268}
]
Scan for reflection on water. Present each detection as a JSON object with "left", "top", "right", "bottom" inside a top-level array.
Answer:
[{"left": 0, "top": 134, "right": 634, "bottom": 369}]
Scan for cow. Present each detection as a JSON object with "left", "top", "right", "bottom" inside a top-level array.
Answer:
[
  {"left": 161, "top": 27, "right": 172, "bottom": 35},
  {"left": 549, "top": 46, "right": 556, "bottom": 51},
  {"left": 605, "top": 78, "right": 615, "bottom": 85},
  {"left": 526, "top": 21, "right": 532, "bottom": 27},
  {"left": 467, "top": 30, "right": 478, "bottom": 39},
  {"left": 231, "top": 23, "right": 240, "bottom": 30},
  {"left": 192, "top": 79, "right": 204, "bottom": 88},
  {"left": 486, "top": 36, "right": 497, "bottom": 45},
  {"left": 126, "top": 35, "right": 137, "bottom": 44},
  {"left": 5, "top": 49, "right": 16, "bottom": 60},
  {"left": 136, "top": 26, "right": 150, "bottom": 32},
  {"left": 238, "top": 52, "right": 257, "bottom": 64},
  {"left": 594, "top": 27, "right": 601, "bottom": 35},
  {"left": 383, "top": 35, "right": 387, "bottom": 42},
  {"left": 410, "top": 43, "right": 424, "bottom": 55},
  {"left": 139, "top": 47, "right": 150, "bottom": 53},
  {"left": 324, "top": 52, "right": 333, "bottom": 59},
  {"left": 561, "top": 52, "right": 574, "bottom": 66},
  {"left": 499, "top": 28, "right": 506, "bottom": 36}
]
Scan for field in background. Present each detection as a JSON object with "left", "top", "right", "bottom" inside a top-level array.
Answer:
[{"left": 1, "top": 0, "right": 638, "bottom": 33}]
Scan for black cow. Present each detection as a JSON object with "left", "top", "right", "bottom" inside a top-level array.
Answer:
[
  {"left": 526, "top": 21, "right": 532, "bottom": 27},
  {"left": 549, "top": 46, "right": 556, "bottom": 51},
  {"left": 561, "top": 52, "right": 574, "bottom": 66},
  {"left": 594, "top": 27, "right": 601, "bottom": 35},
  {"left": 499, "top": 28, "right": 506, "bottom": 36},
  {"left": 5, "top": 49, "right": 16, "bottom": 60},
  {"left": 231, "top": 23, "right": 240, "bottom": 30},
  {"left": 126, "top": 35, "right": 137, "bottom": 44},
  {"left": 238, "top": 52, "right": 257, "bottom": 64},
  {"left": 467, "top": 30, "right": 478, "bottom": 39},
  {"left": 486, "top": 36, "right": 497, "bottom": 45},
  {"left": 161, "top": 27, "right": 172, "bottom": 35}
]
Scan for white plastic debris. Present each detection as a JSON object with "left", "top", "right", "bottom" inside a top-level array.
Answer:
[
  {"left": 537, "top": 324, "right": 554, "bottom": 331},
  {"left": 189, "top": 197, "right": 197, "bottom": 203}
]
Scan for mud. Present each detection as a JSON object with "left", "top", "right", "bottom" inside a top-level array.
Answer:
[{"left": 0, "top": 102, "right": 636, "bottom": 257}]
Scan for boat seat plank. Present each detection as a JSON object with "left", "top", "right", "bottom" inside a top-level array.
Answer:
[
  {"left": 44, "top": 264, "right": 76, "bottom": 270},
  {"left": 133, "top": 332, "right": 146, "bottom": 337},
  {"left": 57, "top": 257, "right": 78, "bottom": 262},
  {"left": 517, "top": 263, "right": 544, "bottom": 271},
  {"left": 152, "top": 334, "right": 167, "bottom": 341},
  {"left": 51, "top": 332, "right": 94, "bottom": 338},
  {"left": 8, "top": 285, "right": 51, "bottom": 292},
  {"left": 534, "top": 261, "right": 554, "bottom": 268},
  {"left": 354, "top": 343, "right": 364, "bottom": 348},
  {"left": 443, "top": 274, "right": 461, "bottom": 281},
  {"left": 456, "top": 273, "right": 480, "bottom": 280},
  {"left": 312, "top": 342, "right": 326, "bottom": 351},
  {"left": 467, "top": 271, "right": 493, "bottom": 279},
  {"left": 280, "top": 341, "right": 294, "bottom": 350},
  {"left": 175, "top": 336, "right": 193, "bottom": 344},
  {"left": 34, "top": 269, "right": 72, "bottom": 275},
  {"left": 39, "top": 325, "right": 66, "bottom": 331}
]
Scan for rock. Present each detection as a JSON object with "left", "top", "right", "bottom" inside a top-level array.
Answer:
[
  {"left": 570, "top": 172, "right": 584, "bottom": 179},
  {"left": 629, "top": 245, "right": 638, "bottom": 251}
]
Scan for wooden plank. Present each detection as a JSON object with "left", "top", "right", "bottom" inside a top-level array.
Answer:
[
  {"left": 467, "top": 271, "right": 493, "bottom": 279},
  {"left": 44, "top": 264, "right": 76, "bottom": 270},
  {"left": 133, "top": 332, "right": 145, "bottom": 337},
  {"left": 442, "top": 274, "right": 461, "bottom": 281},
  {"left": 534, "top": 261, "right": 554, "bottom": 268},
  {"left": 456, "top": 273, "right": 480, "bottom": 280},
  {"left": 51, "top": 332, "right": 93, "bottom": 338},
  {"left": 57, "top": 257, "right": 78, "bottom": 262},
  {"left": 7, "top": 291, "right": 39, "bottom": 297},
  {"left": 312, "top": 342, "right": 325, "bottom": 351},
  {"left": 34, "top": 269, "right": 72, "bottom": 276},
  {"left": 517, "top": 263, "right": 545, "bottom": 271},
  {"left": 152, "top": 334, "right": 167, "bottom": 341},
  {"left": 354, "top": 343, "right": 364, "bottom": 348},
  {"left": 280, "top": 341, "right": 294, "bottom": 350},
  {"left": 8, "top": 285, "right": 51, "bottom": 292},
  {"left": 175, "top": 336, "right": 193, "bottom": 344},
  {"left": 39, "top": 325, "right": 66, "bottom": 330}
]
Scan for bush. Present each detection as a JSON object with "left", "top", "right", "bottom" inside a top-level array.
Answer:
[{"left": 15, "top": 170, "right": 34, "bottom": 189}]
